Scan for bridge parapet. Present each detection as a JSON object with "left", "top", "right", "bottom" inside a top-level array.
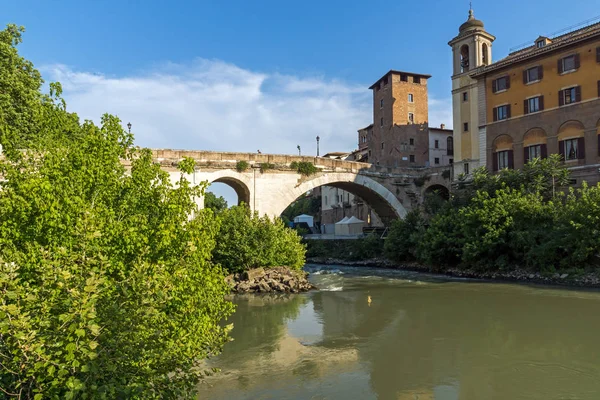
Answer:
[{"left": 150, "top": 149, "right": 452, "bottom": 178}]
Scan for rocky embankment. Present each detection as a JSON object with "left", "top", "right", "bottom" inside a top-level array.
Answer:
[
  {"left": 226, "top": 266, "right": 315, "bottom": 294},
  {"left": 307, "top": 257, "right": 600, "bottom": 288}
]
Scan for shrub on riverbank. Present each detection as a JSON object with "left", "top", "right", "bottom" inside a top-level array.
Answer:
[
  {"left": 305, "top": 235, "right": 384, "bottom": 261},
  {"left": 387, "top": 156, "right": 600, "bottom": 272},
  {"left": 212, "top": 206, "right": 306, "bottom": 273}
]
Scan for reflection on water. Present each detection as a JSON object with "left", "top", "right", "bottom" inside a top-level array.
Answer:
[{"left": 199, "top": 265, "right": 600, "bottom": 400}]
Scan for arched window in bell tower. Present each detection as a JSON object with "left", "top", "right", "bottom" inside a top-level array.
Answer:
[
  {"left": 482, "top": 43, "right": 489, "bottom": 65},
  {"left": 460, "top": 45, "right": 470, "bottom": 72}
]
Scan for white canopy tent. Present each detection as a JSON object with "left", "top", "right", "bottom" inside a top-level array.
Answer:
[
  {"left": 344, "top": 216, "right": 365, "bottom": 235},
  {"left": 334, "top": 217, "right": 350, "bottom": 235},
  {"left": 293, "top": 214, "right": 314, "bottom": 228}
]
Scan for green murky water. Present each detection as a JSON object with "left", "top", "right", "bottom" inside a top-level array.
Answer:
[{"left": 198, "top": 265, "right": 600, "bottom": 399}]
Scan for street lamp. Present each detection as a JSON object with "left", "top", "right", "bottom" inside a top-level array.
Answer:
[
  {"left": 316, "top": 136, "right": 320, "bottom": 157},
  {"left": 127, "top": 122, "right": 132, "bottom": 134},
  {"left": 297, "top": 145, "right": 301, "bottom": 156}
]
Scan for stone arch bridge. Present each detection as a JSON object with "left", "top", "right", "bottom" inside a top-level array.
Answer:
[{"left": 145, "top": 149, "right": 451, "bottom": 225}]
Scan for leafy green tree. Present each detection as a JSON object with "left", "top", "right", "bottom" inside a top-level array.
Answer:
[
  {"left": 204, "top": 191, "right": 228, "bottom": 213},
  {"left": 384, "top": 211, "right": 426, "bottom": 262},
  {"left": 0, "top": 24, "right": 234, "bottom": 399},
  {"left": 0, "top": 24, "right": 80, "bottom": 154},
  {"left": 415, "top": 208, "right": 466, "bottom": 267},
  {"left": 0, "top": 116, "right": 234, "bottom": 399},
  {"left": 213, "top": 206, "right": 306, "bottom": 273}
]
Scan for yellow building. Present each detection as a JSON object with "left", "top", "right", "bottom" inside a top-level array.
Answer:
[{"left": 449, "top": 9, "right": 600, "bottom": 185}]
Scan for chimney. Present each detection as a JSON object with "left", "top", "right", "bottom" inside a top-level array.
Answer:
[{"left": 440, "top": 123, "right": 446, "bottom": 129}]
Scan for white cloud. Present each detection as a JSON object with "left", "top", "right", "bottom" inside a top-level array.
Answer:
[
  {"left": 42, "top": 60, "right": 452, "bottom": 157},
  {"left": 43, "top": 60, "right": 373, "bottom": 155}
]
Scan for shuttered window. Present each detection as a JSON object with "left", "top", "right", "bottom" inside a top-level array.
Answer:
[
  {"left": 493, "top": 104, "right": 510, "bottom": 121},
  {"left": 558, "top": 54, "right": 580, "bottom": 74},
  {"left": 523, "top": 66, "right": 543, "bottom": 83},
  {"left": 494, "top": 150, "right": 514, "bottom": 171},
  {"left": 524, "top": 144, "right": 547, "bottom": 164},
  {"left": 524, "top": 96, "right": 544, "bottom": 114},
  {"left": 492, "top": 76, "right": 510, "bottom": 93},
  {"left": 560, "top": 138, "right": 585, "bottom": 161},
  {"left": 559, "top": 86, "right": 581, "bottom": 106}
]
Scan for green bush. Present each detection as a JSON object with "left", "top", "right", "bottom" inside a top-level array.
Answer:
[
  {"left": 260, "top": 162, "right": 275, "bottom": 173},
  {"left": 213, "top": 206, "right": 306, "bottom": 273},
  {"left": 384, "top": 211, "right": 426, "bottom": 262},
  {"left": 304, "top": 237, "right": 384, "bottom": 261},
  {"left": 236, "top": 160, "right": 249, "bottom": 172},
  {"left": 290, "top": 161, "right": 318, "bottom": 176}
]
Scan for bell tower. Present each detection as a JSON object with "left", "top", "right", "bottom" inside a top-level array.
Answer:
[{"left": 448, "top": 7, "right": 495, "bottom": 178}]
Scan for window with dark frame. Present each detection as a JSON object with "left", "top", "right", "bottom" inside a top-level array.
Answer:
[
  {"left": 408, "top": 113, "right": 414, "bottom": 123},
  {"left": 492, "top": 76, "right": 510, "bottom": 93},
  {"left": 559, "top": 54, "right": 578, "bottom": 73},
  {"left": 414, "top": 76, "right": 421, "bottom": 84},
  {"left": 380, "top": 99, "right": 383, "bottom": 108},
  {"left": 564, "top": 138, "right": 579, "bottom": 160},
  {"left": 447, "top": 137, "right": 454, "bottom": 156},
  {"left": 449, "top": 159, "right": 453, "bottom": 164},
  {"left": 525, "top": 96, "right": 543, "bottom": 114},
  {"left": 497, "top": 150, "right": 510, "bottom": 169},
  {"left": 462, "top": 92, "right": 468, "bottom": 101},
  {"left": 527, "top": 144, "right": 542, "bottom": 161},
  {"left": 434, "top": 157, "right": 440, "bottom": 165},
  {"left": 524, "top": 66, "right": 542, "bottom": 83},
  {"left": 400, "top": 74, "right": 408, "bottom": 82},
  {"left": 463, "top": 122, "right": 469, "bottom": 132},
  {"left": 408, "top": 93, "right": 414, "bottom": 102},
  {"left": 494, "top": 105, "right": 509, "bottom": 121},
  {"left": 409, "top": 138, "right": 414, "bottom": 145},
  {"left": 464, "top": 163, "right": 469, "bottom": 175},
  {"left": 560, "top": 87, "right": 580, "bottom": 106},
  {"left": 409, "top": 155, "right": 415, "bottom": 163},
  {"left": 434, "top": 140, "right": 439, "bottom": 149}
]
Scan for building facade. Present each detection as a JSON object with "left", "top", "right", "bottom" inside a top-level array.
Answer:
[
  {"left": 428, "top": 125, "right": 454, "bottom": 166},
  {"left": 448, "top": 8, "right": 495, "bottom": 177},
  {"left": 368, "top": 70, "right": 432, "bottom": 167},
  {"left": 450, "top": 9, "right": 600, "bottom": 184}
]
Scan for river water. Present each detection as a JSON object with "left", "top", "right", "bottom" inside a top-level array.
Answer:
[{"left": 198, "top": 264, "right": 600, "bottom": 400}]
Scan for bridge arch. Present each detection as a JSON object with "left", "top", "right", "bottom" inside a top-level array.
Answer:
[
  {"left": 210, "top": 176, "right": 251, "bottom": 206},
  {"left": 266, "top": 172, "right": 407, "bottom": 225},
  {"left": 175, "top": 169, "right": 253, "bottom": 208},
  {"left": 423, "top": 184, "right": 450, "bottom": 200}
]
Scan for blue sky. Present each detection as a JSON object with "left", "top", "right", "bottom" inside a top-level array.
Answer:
[{"left": 5, "top": 0, "right": 600, "bottom": 204}]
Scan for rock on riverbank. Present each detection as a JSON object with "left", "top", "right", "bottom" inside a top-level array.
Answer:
[{"left": 226, "top": 266, "right": 315, "bottom": 294}]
